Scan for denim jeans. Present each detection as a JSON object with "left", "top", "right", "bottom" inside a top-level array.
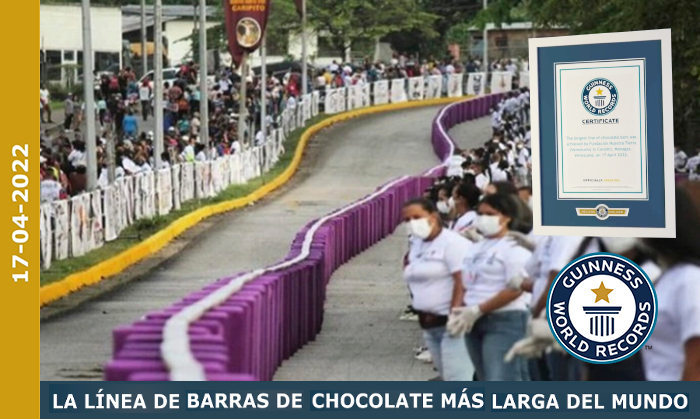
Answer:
[
  {"left": 423, "top": 326, "right": 472, "bottom": 381},
  {"left": 464, "top": 310, "right": 530, "bottom": 381}
]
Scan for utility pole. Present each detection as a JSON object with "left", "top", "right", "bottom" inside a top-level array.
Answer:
[
  {"left": 154, "top": 0, "right": 164, "bottom": 169},
  {"left": 198, "top": 0, "right": 209, "bottom": 144},
  {"left": 483, "top": 0, "right": 489, "bottom": 78},
  {"left": 81, "top": 0, "right": 98, "bottom": 191},
  {"left": 141, "top": 0, "right": 147, "bottom": 77},
  {"left": 301, "top": 0, "right": 308, "bottom": 95},
  {"left": 237, "top": 54, "right": 248, "bottom": 147},
  {"left": 260, "top": 35, "right": 267, "bottom": 142}
]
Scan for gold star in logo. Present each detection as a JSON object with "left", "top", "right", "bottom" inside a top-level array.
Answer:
[
  {"left": 596, "top": 88, "right": 604, "bottom": 95},
  {"left": 591, "top": 281, "right": 613, "bottom": 303}
]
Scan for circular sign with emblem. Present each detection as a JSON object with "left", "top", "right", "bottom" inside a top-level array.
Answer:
[
  {"left": 236, "top": 17, "right": 262, "bottom": 48},
  {"left": 581, "top": 78, "right": 619, "bottom": 116}
]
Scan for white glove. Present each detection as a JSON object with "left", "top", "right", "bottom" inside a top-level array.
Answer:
[
  {"left": 504, "top": 317, "right": 562, "bottom": 362},
  {"left": 504, "top": 337, "right": 550, "bottom": 362},
  {"left": 506, "top": 270, "right": 527, "bottom": 291},
  {"left": 447, "top": 306, "right": 482, "bottom": 336},
  {"left": 461, "top": 228, "right": 483, "bottom": 243}
]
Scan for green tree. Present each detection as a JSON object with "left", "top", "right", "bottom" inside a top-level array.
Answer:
[
  {"left": 475, "top": 0, "right": 700, "bottom": 149},
  {"left": 307, "top": 0, "right": 439, "bottom": 59}
]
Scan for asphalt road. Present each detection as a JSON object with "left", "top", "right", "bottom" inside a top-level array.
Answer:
[
  {"left": 272, "top": 112, "right": 493, "bottom": 381},
  {"left": 40, "top": 105, "right": 447, "bottom": 381}
]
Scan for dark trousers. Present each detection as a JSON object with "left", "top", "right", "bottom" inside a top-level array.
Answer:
[{"left": 64, "top": 114, "right": 74, "bottom": 130}]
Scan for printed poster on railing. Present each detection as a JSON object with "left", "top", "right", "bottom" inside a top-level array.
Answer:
[
  {"left": 447, "top": 73, "right": 463, "bottom": 97},
  {"left": 466, "top": 72, "right": 486, "bottom": 96},
  {"left": 529, "top": 29, "right": 675, "bottom": 238},
  {"left": 52, "top": 199, "right": 69, "bottom": 260},
  {"left": 408, "top": 77, "right": 424, "bottom": 101},
  {"left": 91, "top": 191, "right": 104, "bottom": 249},
  {"left": 373, "top": 80, "right": 389, "bottom": 105},
  {"left": 426, "top": 75, "right": 442, "bottom": 99},
  {"left": 490, "top": 71, "right": 513, "bottom": 94},
  {"left": 390, "top": 79, "right": 407, "bottom": 103}
]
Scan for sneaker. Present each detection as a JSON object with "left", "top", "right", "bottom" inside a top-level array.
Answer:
[{"left": 414, "top": 348, "right": 432, "bottom": 363}]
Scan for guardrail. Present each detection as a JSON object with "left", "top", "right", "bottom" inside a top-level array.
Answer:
[{"left": 104, "top": 92, "right": 506, "bottom": 381}]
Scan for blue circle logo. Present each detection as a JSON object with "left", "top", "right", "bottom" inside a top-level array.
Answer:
[
  {"left": 547, "top": 253, "right": 657, "bottom": 364},
  {"left": 581, "top": 78, "right": 619, "bottom": 116}
]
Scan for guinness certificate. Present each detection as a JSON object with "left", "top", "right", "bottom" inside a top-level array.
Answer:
[
  {"left": 529, "top": 30, "right": 675, "bottom": 238},
  {"left": 555, "top": 59, "right": 648, "bottom": 200}
]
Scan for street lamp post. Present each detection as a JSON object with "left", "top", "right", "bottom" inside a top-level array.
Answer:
[{"left": 81, "top": 0, "right": 98, "bottom": 191}]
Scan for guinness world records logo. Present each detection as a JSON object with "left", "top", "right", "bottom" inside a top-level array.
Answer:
[
  {"left": 581, "top": 78, "right": 619, "bottom": 116},
  {"left": 547, "top": 253, "right": 657, "bottom": 364}
]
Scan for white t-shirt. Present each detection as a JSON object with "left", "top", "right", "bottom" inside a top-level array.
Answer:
[
  {"left": 67, "top": 149, "right": 85, "bottom": 167},
  {"left": 139, "top": 85, "right": 151, "bottom": 101},
  {"left": 674, "top": 150, "right": 687, "bottom": 170},
  {"left": 452, "top": 210, "right": 477, "bottom": 233},
  {"left": 404, "top": 229, "right": 473, "bottom": 315},
  {"left": 40, "top": 179, "right": 62, "bottom": 203},
  {"left": 685, "top": 154, "right": 700, "bottom": 173},
  {"left": 490, "top": 166, "right": 509, "bottom": 182},
  {"left": 475, "top": 173, "right": 490, "bottom": 191},
  {"left": 446, "top": 155, "right": 466, "bottom": 177},
  {"left": 462, "top": 236, "right": 532, "bottom": 311},
  {"left": 642, "top": 264, "right": 700, "bottom": 381},
  {"left": 525, "top": 235, "right": 555, "bottom": 306},
  {"left": 195, "top": 151, "right": 208, "bottom": 162}
]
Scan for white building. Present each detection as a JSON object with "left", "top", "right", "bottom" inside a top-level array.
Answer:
[{"left": 40, "top": 4, "right": 123, "bottom": 85}]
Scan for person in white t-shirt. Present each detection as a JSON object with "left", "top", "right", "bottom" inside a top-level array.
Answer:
[
  {"left": 449, "top": 193, "right": 533, "bottom": 380},
  {"left": 674, "top": 145, "right": 688, "bottom": 171},
  {"left": 402, "top": 198, "right": 473, "bottom": 381},
  {"left": 472, "top": 161, "right": 491, "bottom": 192},
  {"left": 445, "top": 151, "right": 466, "bottom": 178},
  {"left": 642, "top": 182, "right": 700, "bottom": 381},
  {"left": 451, "top": 182, "right": 481, "bottom": 233},
  {"left": 684, "top": 148, "right": 700, "bottom": 174}
]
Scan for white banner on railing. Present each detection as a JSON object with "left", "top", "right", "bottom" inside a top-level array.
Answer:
[
  {"left": 311, "top": 91, "right": 319, "bottom": 117},
  {"left": 104, "top": 185, "right": 119, "bottom": 242},
  {"left": 181, "top": 163, "right": 195, "bottom": 202},
  {"left": 362, "top": 83, "right": 371, "bottom": 108},
  {"left": 350, "top": 85, "right": 362, "bottom": 110},
  {"left": 324, "top": 88, "right": 335, "bottom": 114},
  {"left": 408, "top": 77, "right": 424, "bottom": 101},
  {"left": 447, "top": 73, "right": 464, "bottom": 98},
  {"left": 490, "top": 71, "right": 514, "bottom": 94},
  {"left": 91, "top": 190, "right": 104, "bottom": 250},
  {"left": 172, "top": 164, "right": 181, "bottom": 210},
  {"left": 520, "top": 71, "right": 530, "bottom": 88},
  {"left": 40, "top": 204, "right": 52, "bottom": 270},
  {"left": 296, "top": 101, "right": 304, "bottom": 128},
  {"left": 52, "top": 199, "right": 70, "bottom": 260},
  {"left": 157, "top": 169, "right": 173, "bottom": 216},
  {"left": 390, "top": 79, "right": 407, "bottom": 103},
  {"left": 374, "top": 80, "right": 389, "bottom": 105},
  {"left": 69, "top": 194, "right": 90, "bottom": 258},
  {"left": 466, "top": 72, "right": 486, "bottom": 96},
  {"left": 302, "top": 94, "right": 312, "bottom": 122},
  {"left": 426, "top": 75, "right": 442, "bottom": 99}
]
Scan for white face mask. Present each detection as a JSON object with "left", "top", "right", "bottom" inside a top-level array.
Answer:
[
  {"left": 600, "top": 237, "right": 638, "bottom": 254},
  {"left": 476, "top": 215, "right": 502, "bottom": 237},
  {"left": 406, "top": 218, "right": 433, "bottom": 240},
  {"left": 436, "top": 201, "right": 450, "bottom": 214},
  {"left": 448, "top": 197, "right": 456, "bottom": 210}
]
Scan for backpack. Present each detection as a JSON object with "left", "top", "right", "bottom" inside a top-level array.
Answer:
[{"left": 109, "top": 76, "right": 120, "bottom": 91}]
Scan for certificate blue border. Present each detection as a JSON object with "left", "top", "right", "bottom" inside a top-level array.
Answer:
[
  {"left": 537, "top": 40, "right": 665, "bottom": 228},
  {"left": 555, "top": 62, "right": 647, "bottom": 197}
]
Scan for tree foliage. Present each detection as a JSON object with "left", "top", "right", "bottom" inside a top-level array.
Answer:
[
  {"left": 476, "top": 0, "right": 700, "bottom": 148},
  {"left": 307, "top": 0, "right": 439, "bottom": 58}
]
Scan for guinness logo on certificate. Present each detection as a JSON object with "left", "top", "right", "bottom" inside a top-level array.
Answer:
[{"left": 582, "top": 78, "right": 619, "bottom": 116}]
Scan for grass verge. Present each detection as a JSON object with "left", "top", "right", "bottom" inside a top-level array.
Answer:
[{"left": 40, "top": 114, "right": 331, "bottom": 286}]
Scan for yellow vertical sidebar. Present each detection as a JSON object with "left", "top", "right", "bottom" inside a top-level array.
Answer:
[{"left": 1, "top": 0, "right": 39, "bottom": 417}]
